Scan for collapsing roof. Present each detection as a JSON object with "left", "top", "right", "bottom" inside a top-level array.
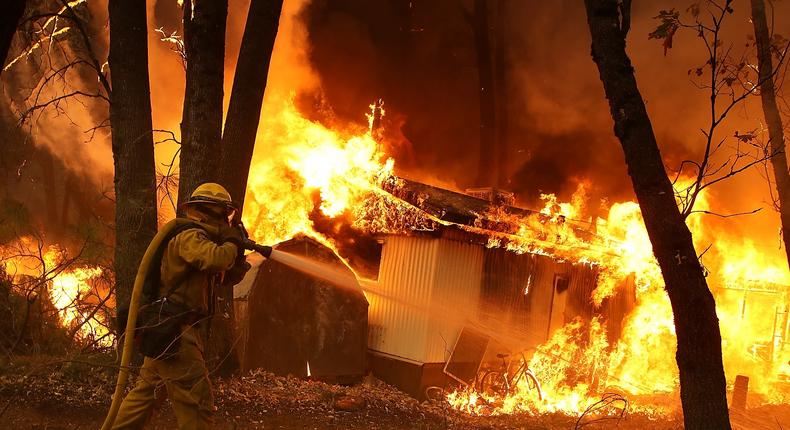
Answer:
[
  {"left": 351, "top": 175, "right": 603, "bottom": 264},
  {"left": 355, "top": 177, "right": 636, "bottom": 398}
]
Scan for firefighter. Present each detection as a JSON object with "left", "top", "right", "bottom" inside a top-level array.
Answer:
[{"left": 112, "top": 182, "right": 249, "bottom": 430}]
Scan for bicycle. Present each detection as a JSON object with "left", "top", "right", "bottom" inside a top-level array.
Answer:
[{"left": 476, "top": 352, "right": 543, "bottom": 401}]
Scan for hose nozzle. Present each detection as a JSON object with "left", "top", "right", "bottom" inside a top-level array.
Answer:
[{"left": 242, "top": 239, "right": 272, "bottom": 258}]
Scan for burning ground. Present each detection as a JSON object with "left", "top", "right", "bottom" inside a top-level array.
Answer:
[
  {"left": 0, "top": 361, "right": 686, "bottom": 429},
  {"left": 3, "top": 362, "right": 790, "bottom": 429}
]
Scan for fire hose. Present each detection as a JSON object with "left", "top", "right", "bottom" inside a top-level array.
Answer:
[{"left": 100, "top": 221, "right": 270, "bottom": 430}]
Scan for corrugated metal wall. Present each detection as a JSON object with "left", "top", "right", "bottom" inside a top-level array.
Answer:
[
  {"left": 370, "top": 235, "right": 636, "bottom": 364},
  {"left": 368, "top": 236, "right": 439, "bottom": 362},
  {"left": 480, "top": 249, "right": 550, "bottom": 348},
  {"left": 480, "top": 251, "right": 630, "bottom": 349},
  {"left": 564, "top": 262, "right": 599, "bottom": 321},
  {"left": 368, "top": 236, "right": 483, "bottom": 363},
  {"left": 425, "top": 239, "right": 484, "bottom": 362}
]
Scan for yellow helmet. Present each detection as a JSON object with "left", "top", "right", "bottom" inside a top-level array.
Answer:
[{"left": 185, "top": 183, "right": 234, "bottom": 208}]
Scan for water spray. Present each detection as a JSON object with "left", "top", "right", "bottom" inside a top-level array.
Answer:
[
  {"left": 101, "top": 223, "right": 533, "bottom": 429},
  {"left": 243, "top": 238, "right": 360, "bottom": 291},
  {"left": 242, "top": 238, "right": 548, "bottom": 350}
]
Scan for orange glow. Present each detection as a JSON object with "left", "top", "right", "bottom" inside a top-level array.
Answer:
[
  {"left": 444, "top": 181, "right": 790, "bottom": 413},
  {"left": 242, "top": 98, "right": 394, "bottom": 249},
  {"left": 1, "top": 239, "right": 110, "bottom": 346}
]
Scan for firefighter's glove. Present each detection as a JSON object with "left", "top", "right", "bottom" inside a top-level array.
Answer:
[
  {"left": 256, "top": 244, "right": 273, "bottom": 259},
  {"left": 219, "top": 224, "right": 246, "bottom": 250},
  {"left": 224, "top": 257, "right": 251, "bottom": 286}
]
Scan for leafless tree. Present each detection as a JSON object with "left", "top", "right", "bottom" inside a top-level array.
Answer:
[
  {"left": 108, "top": 0, "right": 158, "bottom": 308},
  {"left": 8, "top": 1, "right": 109, "bottom": 126},
  {"left": 176, "top": 0, "right": 228, "bottom": 208},
  {"left": 212, "top": 0, "right": 284, "bottom": 375},
  {"left": 219, "top": 0, "right": 284, "bottom": 211},
  {"left": 0, "top": 233, "right": 111, "bottom": 356}
]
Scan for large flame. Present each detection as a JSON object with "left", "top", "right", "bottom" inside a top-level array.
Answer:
[
  {"left": 1, "top": 239, "right": 110, "bottom": 346},
  {"left": 218, "top": 64, "right": 790, "bottom": 412},
  {"left": 445, "top": 180, "right": 790, "bottom": 414},
  {"left": 242, "top": 99, "right": 394, "bottom": 248},
  {"left": 235, "top": 91, "right": 790, "bottom": 414}
]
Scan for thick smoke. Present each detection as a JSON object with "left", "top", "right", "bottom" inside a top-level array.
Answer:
[
  {"left": 300, "top": 0, "right": 790, "bottom": 263},
  {"left": 4, "top": 0, "right": 789, "bottom": 267}
]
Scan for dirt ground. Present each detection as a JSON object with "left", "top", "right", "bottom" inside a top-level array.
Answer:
[{"left": 0, "top": 357, "right": 785, "bottom": 429}]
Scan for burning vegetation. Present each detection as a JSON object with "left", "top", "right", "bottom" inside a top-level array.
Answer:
[
  {"left": 3, "top": 0, "right": 790, "bottom": 428},
  {"left": 1, "top": 236, "right": 112, "bottom": 351}
]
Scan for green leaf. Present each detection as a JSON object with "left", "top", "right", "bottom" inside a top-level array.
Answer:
[{"left": 649, "top": 9, "right": 680, "bottom": 55}]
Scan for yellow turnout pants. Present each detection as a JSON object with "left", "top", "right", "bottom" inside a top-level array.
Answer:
[{"left": 112, "top": 326, "right": 213, "bottom": 429}]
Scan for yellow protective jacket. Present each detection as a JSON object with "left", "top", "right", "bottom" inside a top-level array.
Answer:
[{"left": 159, "top": 226, "right": 238, "bottom": 314}]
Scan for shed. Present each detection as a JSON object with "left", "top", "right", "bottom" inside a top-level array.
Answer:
[
  {"left": 238, "top": 236, "right": 368, "bottom": 383},
  {"left": 364, "top": 179, "right": 636, "bottom": 398}
]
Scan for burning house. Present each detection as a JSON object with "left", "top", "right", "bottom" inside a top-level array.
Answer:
[
  {"left": 236, "top": 176, "right": 635, "bottom": 399},
  {"left": 363, "top": 179, "right": 636, "bottom": 398}
]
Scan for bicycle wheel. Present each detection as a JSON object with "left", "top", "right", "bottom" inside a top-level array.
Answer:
[
  {"left": 519, "top": 369, "right": 543, "bottom": 401},
  {"left": 478, "top": 370, "right": 507, "bottom": 397},
  {"left": 424, "top": 386, "right": 445, "bottom": 401}
]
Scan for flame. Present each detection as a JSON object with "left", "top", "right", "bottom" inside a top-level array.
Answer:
[
  {"left": 444, "top": 180, "right": 790, "bottom": 413},
  {"left": 237, "top": 96, "right": 680, "bottom": 414},
  {"left": 231, "top": 89, "right": 790, "bottom": 413},
  {"left": 1, "top": 239, "right": 110, "bottom": 346},
  {"left": 242, "top": 98, "right": 393, "bottom": 248},
  {"left": 9, "top": 0, "right": 790, "bottom": 412}
]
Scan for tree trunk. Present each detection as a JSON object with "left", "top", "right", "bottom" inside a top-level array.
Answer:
[
  {"left": 219, "top": 0, "right": 284, "bottom": 211},
  {"left": 473, "top": 0, "right": 496, "bottom": 187},
  {"left": 751, "top": 0, "right": 790, "bottom": 268},
  {"left": 583, "top": 1, "right": 731, "bottom": 428},
  {"left": 177, "top": 0, "right": 228, "bottom": 207},
  {"left": 178, "top": 0, "right": 234, "bottom": 374},
  {"left": 0, "top": 0, "right": 25, "bottom": 73},
  {"left": 494, "top": 0, "right": 508, "bottom": 189},
  {"left": 108, "top": 0, "right": 158, "bottom": 308}
]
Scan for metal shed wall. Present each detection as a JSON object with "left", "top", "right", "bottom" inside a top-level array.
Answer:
[
  {"left": 370, "top": 235, "right": 636, "bottom": 365},
  {"left": 424, "top": 239, "right": 484, "bottom": 362},
  {"left": 480, "top": 249, "right": 551, "bottom": 348},
  {"left": 368, "top": 236, "right": 483, "bottom": 363},
  {"left": 524, "top": 253, "right": 559, "bottom": 347},
  {"left": 368, "top": 236, "right": 439, "bottom": 362},
  {"left": 480, "top": 250, "right": 631, "bottom": 350}
]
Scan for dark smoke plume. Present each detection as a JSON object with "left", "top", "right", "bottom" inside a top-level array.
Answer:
[{"left": 300, "top": 0, "right": 785, "bottom": 213}]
